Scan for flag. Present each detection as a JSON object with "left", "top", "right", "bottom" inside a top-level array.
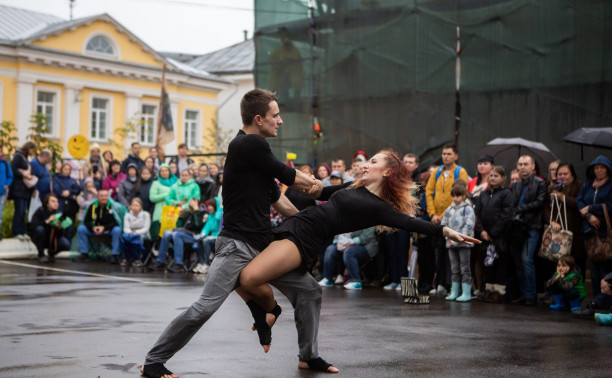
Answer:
[{"left": 155, "top": 65, "right": 175, "bottom": 147}]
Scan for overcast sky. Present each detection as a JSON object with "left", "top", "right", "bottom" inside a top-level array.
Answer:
[{"left": 0, "top": 0, "right": 255, "bottom": 55}]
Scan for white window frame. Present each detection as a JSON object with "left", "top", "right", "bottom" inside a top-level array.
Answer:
[
  {"left": 140, "top": 102, "right": 157, "bottom": 147},
  {"left": 82, "top": 32, "right": 121, "bottom": 60},
  {"left": 89, "top": 94, "right": 113, "bottom": 142},
  {"left": 183, "top": 108, "right": 200, "bottom": 150},
  {"left": 34, "top": 86, "right": 60, "bottom": 138}
]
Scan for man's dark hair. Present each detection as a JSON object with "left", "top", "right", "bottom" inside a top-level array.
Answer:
[
  {"left": 403, "top": 153, "right": 419, "bottom": 164},
  {"left": 240, "top": 88, "right": 278, "bottom": 125},
  {"left": 178, "top": 143, "right": 188, "bottom": 150},
  {"left": 442, "top": 144, "right": 458, "bottom": 154},
  {"left": 131, "top": 142, "right": 140, "bottom": 148}
]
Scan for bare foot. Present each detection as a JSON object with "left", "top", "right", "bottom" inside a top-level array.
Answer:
[{"left": 298, "top": 361, "right": 339, "bottom": 373}]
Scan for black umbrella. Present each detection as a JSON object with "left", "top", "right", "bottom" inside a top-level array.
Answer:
[
  {"left": 478, "top": 137, "right": 559, "bottom": 176},
  {"left": 564, "top": 127, "right": 612, "bottom": 160}
]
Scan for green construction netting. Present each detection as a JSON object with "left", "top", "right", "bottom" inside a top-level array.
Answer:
[{"left": 254, "top": 0, "right": 612, "bottom": 174}]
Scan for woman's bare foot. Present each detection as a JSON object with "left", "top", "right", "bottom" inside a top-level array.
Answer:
[
  {"left": 298, "top": 359, "right": 339, "bottom": 373},
  {"left": 139, "top": 363, "right": 179, "bottom": 378}
]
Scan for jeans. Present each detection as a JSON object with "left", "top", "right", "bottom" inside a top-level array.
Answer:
[
  {"left": 172, "top": 232, "right": 197, "bottom": 265},
  {"left": 122, "top": 233, "right": 145, "bottom": 260},
  {"left": 322, "top": 244, "right": 343, "bottom": 281},
  {"left": 77, "top": 224, "right": 122, "bottom": 255},
  {"left": 590, "top": 259, "right": 612, "bottom": 309},
  {"left": 197, "top": 236, "right": 216, "bottom": 265},
  {"left": 156, "top": 231, "right": 176, "bottom": 264},
  {"left": 386, "top": 230, "right": 410, "bottom": 284},
  {"left": 12, "top": 197, "right": 29, "bottom": 236},
  {"left": 31, "top": 225, "right": 70, "bottom": 257},
  {"left": 343, "top": 245, "right": 370, "bottom": 282},
  {"left": 511, "top": 229, "right": 540, "bottom": 299},
  {"left": 448, "top": 247, "right": 472, "bottom": 284},
  {"left": 145, "top": 236, "right": 322, "bottom": 364}
]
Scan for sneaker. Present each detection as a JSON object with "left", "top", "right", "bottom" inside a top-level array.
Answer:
[
  {"left": 120, "top": 259, "right": 129, "bottom": 266},
  {"left": 473, "top": 289, "right": 483, "bottom": 297},
  {"left": 396, "top": 283, "right": 402, "bottom": 291},
  {"left": 429, "top": 288, "right": 438, "bottom": 295},
  {"left": 199, "top": 263, "right": 209, "bottom": 273},
  {"left": 594, "top": 313, "right": 612, "bottom": 325},
  {"left": 344, "top": 281, "right": 363, "bottom": 290},
  {"left": 334, "top": 275, "right": 345, "bottom": 285},
  {"left": 109, "top": 255, "right": 120, "bottom": 265},
  {"left": 166, "top": 263, "right": 186, "bottom": 273},
  {"left": 149, "top": 261, "right": 166, "bottom": 270},
  {"left": 132, "top": 259, "right": 144, "bottom": 267},
  {"left": 383, "top": 283, "right": 398, "bottom": 290},
  {"left": 75, "top": 253, "right": 89, "bottom": 262},
  {"left": 434, "top": 285, "right": 447, "bottom": 296},
  {"left": 38, "top": 255, "right": 49, "bottom": 263},
  {"left": 318, "top": 278, "right": 334, "bottom": 287},
  {"left": 192, "top": 263, "right": 203, "bottom": 273}
]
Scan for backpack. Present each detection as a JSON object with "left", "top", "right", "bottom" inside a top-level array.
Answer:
[{"left": 433, "top": 165, "right": 463, "bottom": 198}]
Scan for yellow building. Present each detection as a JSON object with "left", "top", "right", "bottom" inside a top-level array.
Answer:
[{"left": 0, "top": 5, "right": 230, "bottom": 159}]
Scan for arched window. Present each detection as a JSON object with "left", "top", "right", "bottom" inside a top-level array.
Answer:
[{"left": 85, "top": 35, "right": 114, "bottom": 55}]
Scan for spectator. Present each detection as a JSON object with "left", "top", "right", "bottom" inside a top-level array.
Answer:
[
  {"left": 117, "top": 164, "right": 139, "bottom": 208},
  {"left": 143, "top": 156, "right": 157, "bottom": 177},
  {"left": 403, "top": 153, "right": 421, "bottom": 182},
  {"left": 214, "top": 170, "right": 223, "bottom": 198},
  {"left": 441, "top": 184, "right": 476, "bottom": 302},
  {"left": 85, "top": 163, "right": 103, "bottom": 190},
  {"left": 169, "top": 143, "right": 194, "bottom": 175},
  {"left": 169, "top": 162, "right": 178, "bottom": 177},
  {"left": 545, "top": 255, "right": 585, "bottom": 311},
  {"left": 322, "top": 158, "right": 353, "bottom": 186},
  {"left": 30, "top": 149, "right": 52, "bottom": 204},
  {"left": 150, "top": 197, "right": 206, "bottom": 273},
  {"left": 28, "top": 193, "right": 72, "bottom": 263},
  {"left": 315, "top": 163, "right": 331, "bottom": 181},
  {"left": 543, "top": 163, "right": 586, "bottom": 274},
  {"left": 122, "top": 197, "right": 151, "bottom": 267},
  {"left": 329, "top": 170, "right": 343, "bottom": 186},
  {"left": 349, "top": 158, "right": 362, "bottom": 178},
  {"left": 188, "top": 163, "right": 200, "bottom": 179},
  {"left": 509, "top": 155, "right": 547, "bottom": 306},
  {"left": 594, "top": 272, "right": 612, "bottom": 325},
  {"left": 319, "top": 227, "right": 378, "bottom": 290},
  {"left": 547, "top": 160, "right": 561, "bottom": 191},
  {"left": 102, "top": 150, "right": 114, "bottom": 166},
  {"left": 102, "top": 159, "right": 125, "bottom": 200},
  {"left": 80, "top": 143, "right": 106, "bottom": 181},
  {"left": 510, "top": 169, "right": 520, "bottom": 186},
  {"left": 196, "top": 163, "right": 217, "bottom": 203},
  {"left": 136, "top": 167, "right": 155, "bottom": 215},
  {"left": 209, "top": 162, "right": 220, "bottom": 177},
  {"left": 149, "top": 146, "right": 162, "bottom": 171},
  {"left": 166, "top": 169, "right": 201, "bottom": 210},
  {"left": 474, "top": 166, "right": 514, "bottom": 303},
  {"left": 425, "top": 144, "right": 469, "bottom": 296},
  {"left": 415, "top": 169, "right": 435, "bottom": 293},
  {"left": 193, "top": 199, "right": 223, "bottom": 274},
  {"left": 76, "top": 189, "right": 127, "bottom": 264},
  {"left": 10, "top": 142, "right": 37, "bottom": 238},
  {"left": 285, "top": 165, "right": 316, "bottom": 210},
  {"left": 121, "top": 142, "right": 144, "bottom": 174},
  {"left": 53, "top": 162, "right": 80, "bottom": 217},
  {"left": 573, "top": 155, "right": 612, "bottom": 318},
  {"left": 149, "top": 164, "right": 176, "bottom": 240},
  {"left": 468, "top": 155, "right": 494, "bottom": 198},
  {"left": 76, "top": 178, "right": 97, "bottom": 221},
  {"left": 0, "top": 144, "right": 13, "bottom": 240}
]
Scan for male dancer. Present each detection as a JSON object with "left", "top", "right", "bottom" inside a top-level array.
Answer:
[{"left": 141, "top": 89, "right": 337, "bottom": 377}]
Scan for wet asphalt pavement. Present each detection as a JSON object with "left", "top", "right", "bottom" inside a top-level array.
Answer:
[{"left": 0, "top": 259, "right": 610, "bottom": 378}]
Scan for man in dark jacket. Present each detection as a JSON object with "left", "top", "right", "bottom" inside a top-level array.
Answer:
[
  {"left": 120, "top": 142, "right": 144, "bottom": 174},
  {"left": 168, "top": 143, "right": 194, "bottom": 175},
  {"left": 509, "top": 155, "right": 548, "bottom": 306},
  {"left": 76, "top": 189, "right": 124, "bottom": 264},
  {"left": 30, "top": 149, "right": 52, "bottom": 201}
]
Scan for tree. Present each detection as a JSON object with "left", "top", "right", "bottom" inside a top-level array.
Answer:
[
  {"left": 28, "top": 113, "right": 63, "bottom": 172},
  {"left": 107, "top": 112, "right": 139, "bottom": 159},
  {"left": 0, "top": 120, "right": 18, "bottom": 158}
]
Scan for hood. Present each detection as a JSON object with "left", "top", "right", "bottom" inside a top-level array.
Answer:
[
  {"left": 178, "top": 178, "right": 195, "bottom": 186},
  {"left": 586, "top": 155, "right": 612, "bottom": 182}
]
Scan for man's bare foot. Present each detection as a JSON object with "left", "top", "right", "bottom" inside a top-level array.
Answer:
[
  {"left": 298, "top": 359, "right": 339, "bottom": 373},
  {"left": 139, "top": 364, "right": 179, "bottom": 378}
]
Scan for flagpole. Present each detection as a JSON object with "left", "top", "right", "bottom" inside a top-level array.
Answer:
[{"left": 155, "top": 64, "right": 166, "bottom": 149}]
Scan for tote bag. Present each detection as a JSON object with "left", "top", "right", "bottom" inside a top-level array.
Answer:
[
  {"left": 538, "top": 193, "right": 573, "bottom": 261},
  {"left": 159, "top": 206, "right": 180, "bottom": 237}
]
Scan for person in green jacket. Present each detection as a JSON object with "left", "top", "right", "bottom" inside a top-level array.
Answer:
[
  {"left": 166, "top": 168, "right": 201, "bottom": 209},
  {"left": 149, "top": 164, "right": 176, "bottom": 240},
  {"left": 545, "top": 255, "right": 586, "bottom": 311},
  {"left": 193, "top": 198, "right": 223, "bottom": 274}
]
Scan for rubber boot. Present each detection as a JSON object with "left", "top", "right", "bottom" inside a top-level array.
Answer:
[
  {"left": 549, "top": 294, "right": 566, "bottom": 311},
  {"left": 456, "top": 283, "right": 472, "bottom": 302},
  {"left": 568, "top": 297, "right": 583, "bottom": 312},
  {"left": 445, "top": 282, "right": 460, "bottom": 301}
]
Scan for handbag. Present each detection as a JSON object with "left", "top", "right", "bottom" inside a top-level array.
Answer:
[
  {"left": 538, "top": 193, "right": 573, "bottom": 261},
  {"left": 20, "top": 166, "right": 39, "bottom": 189},
  {"left": 587, "top": 203, "right": 612, "bottom": 262}
]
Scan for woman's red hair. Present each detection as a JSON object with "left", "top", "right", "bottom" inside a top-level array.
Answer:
[{"left": 351, "top": 149, "right": 419, "bottom": 233}]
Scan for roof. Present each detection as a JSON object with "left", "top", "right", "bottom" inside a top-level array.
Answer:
[
  {"left": 0, "top": 4, "right": 227, "bottom": 82},
  {"left": 187, "top": 39, "right": 254, "bottom": 74}
]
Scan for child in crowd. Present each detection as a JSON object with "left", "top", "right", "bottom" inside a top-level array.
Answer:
[
  {"left": 122, "top": 197, "right": 151, "bottom": 267},
  {"left": 118, "top": 164, "right": 139, "bottom": 208},
  {"left": 545, "top": 255, "right": 585, "bottom": 311},
  {"left": 77, "top": 178, "right": 98, "bottom": 221},
  {"left": 441, "top": 184, "right": 475, "bottom": 302}
]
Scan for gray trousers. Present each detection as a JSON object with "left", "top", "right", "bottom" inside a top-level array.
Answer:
[
  {"left": 448, "top": 247, "right": 472, "bottom": 284},
  {"left": 145, "top": 236, "right": 322, "bottom": 364}
]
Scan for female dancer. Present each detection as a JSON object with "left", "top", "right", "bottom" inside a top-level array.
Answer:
[{"left": 239, "top": 150, "right": 480, "bottom": 370}]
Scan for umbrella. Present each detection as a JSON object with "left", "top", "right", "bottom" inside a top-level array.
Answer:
[
  {"left": 564, "top": 127, "right": 612, "bottom": 160},
  {"left": 478, "top": 137, "right": 559, "bottom": 175}
]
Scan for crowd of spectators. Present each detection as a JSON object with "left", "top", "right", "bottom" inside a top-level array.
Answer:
[{"left": 0, "top": 139, "right": 610, "bottom": 324}]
